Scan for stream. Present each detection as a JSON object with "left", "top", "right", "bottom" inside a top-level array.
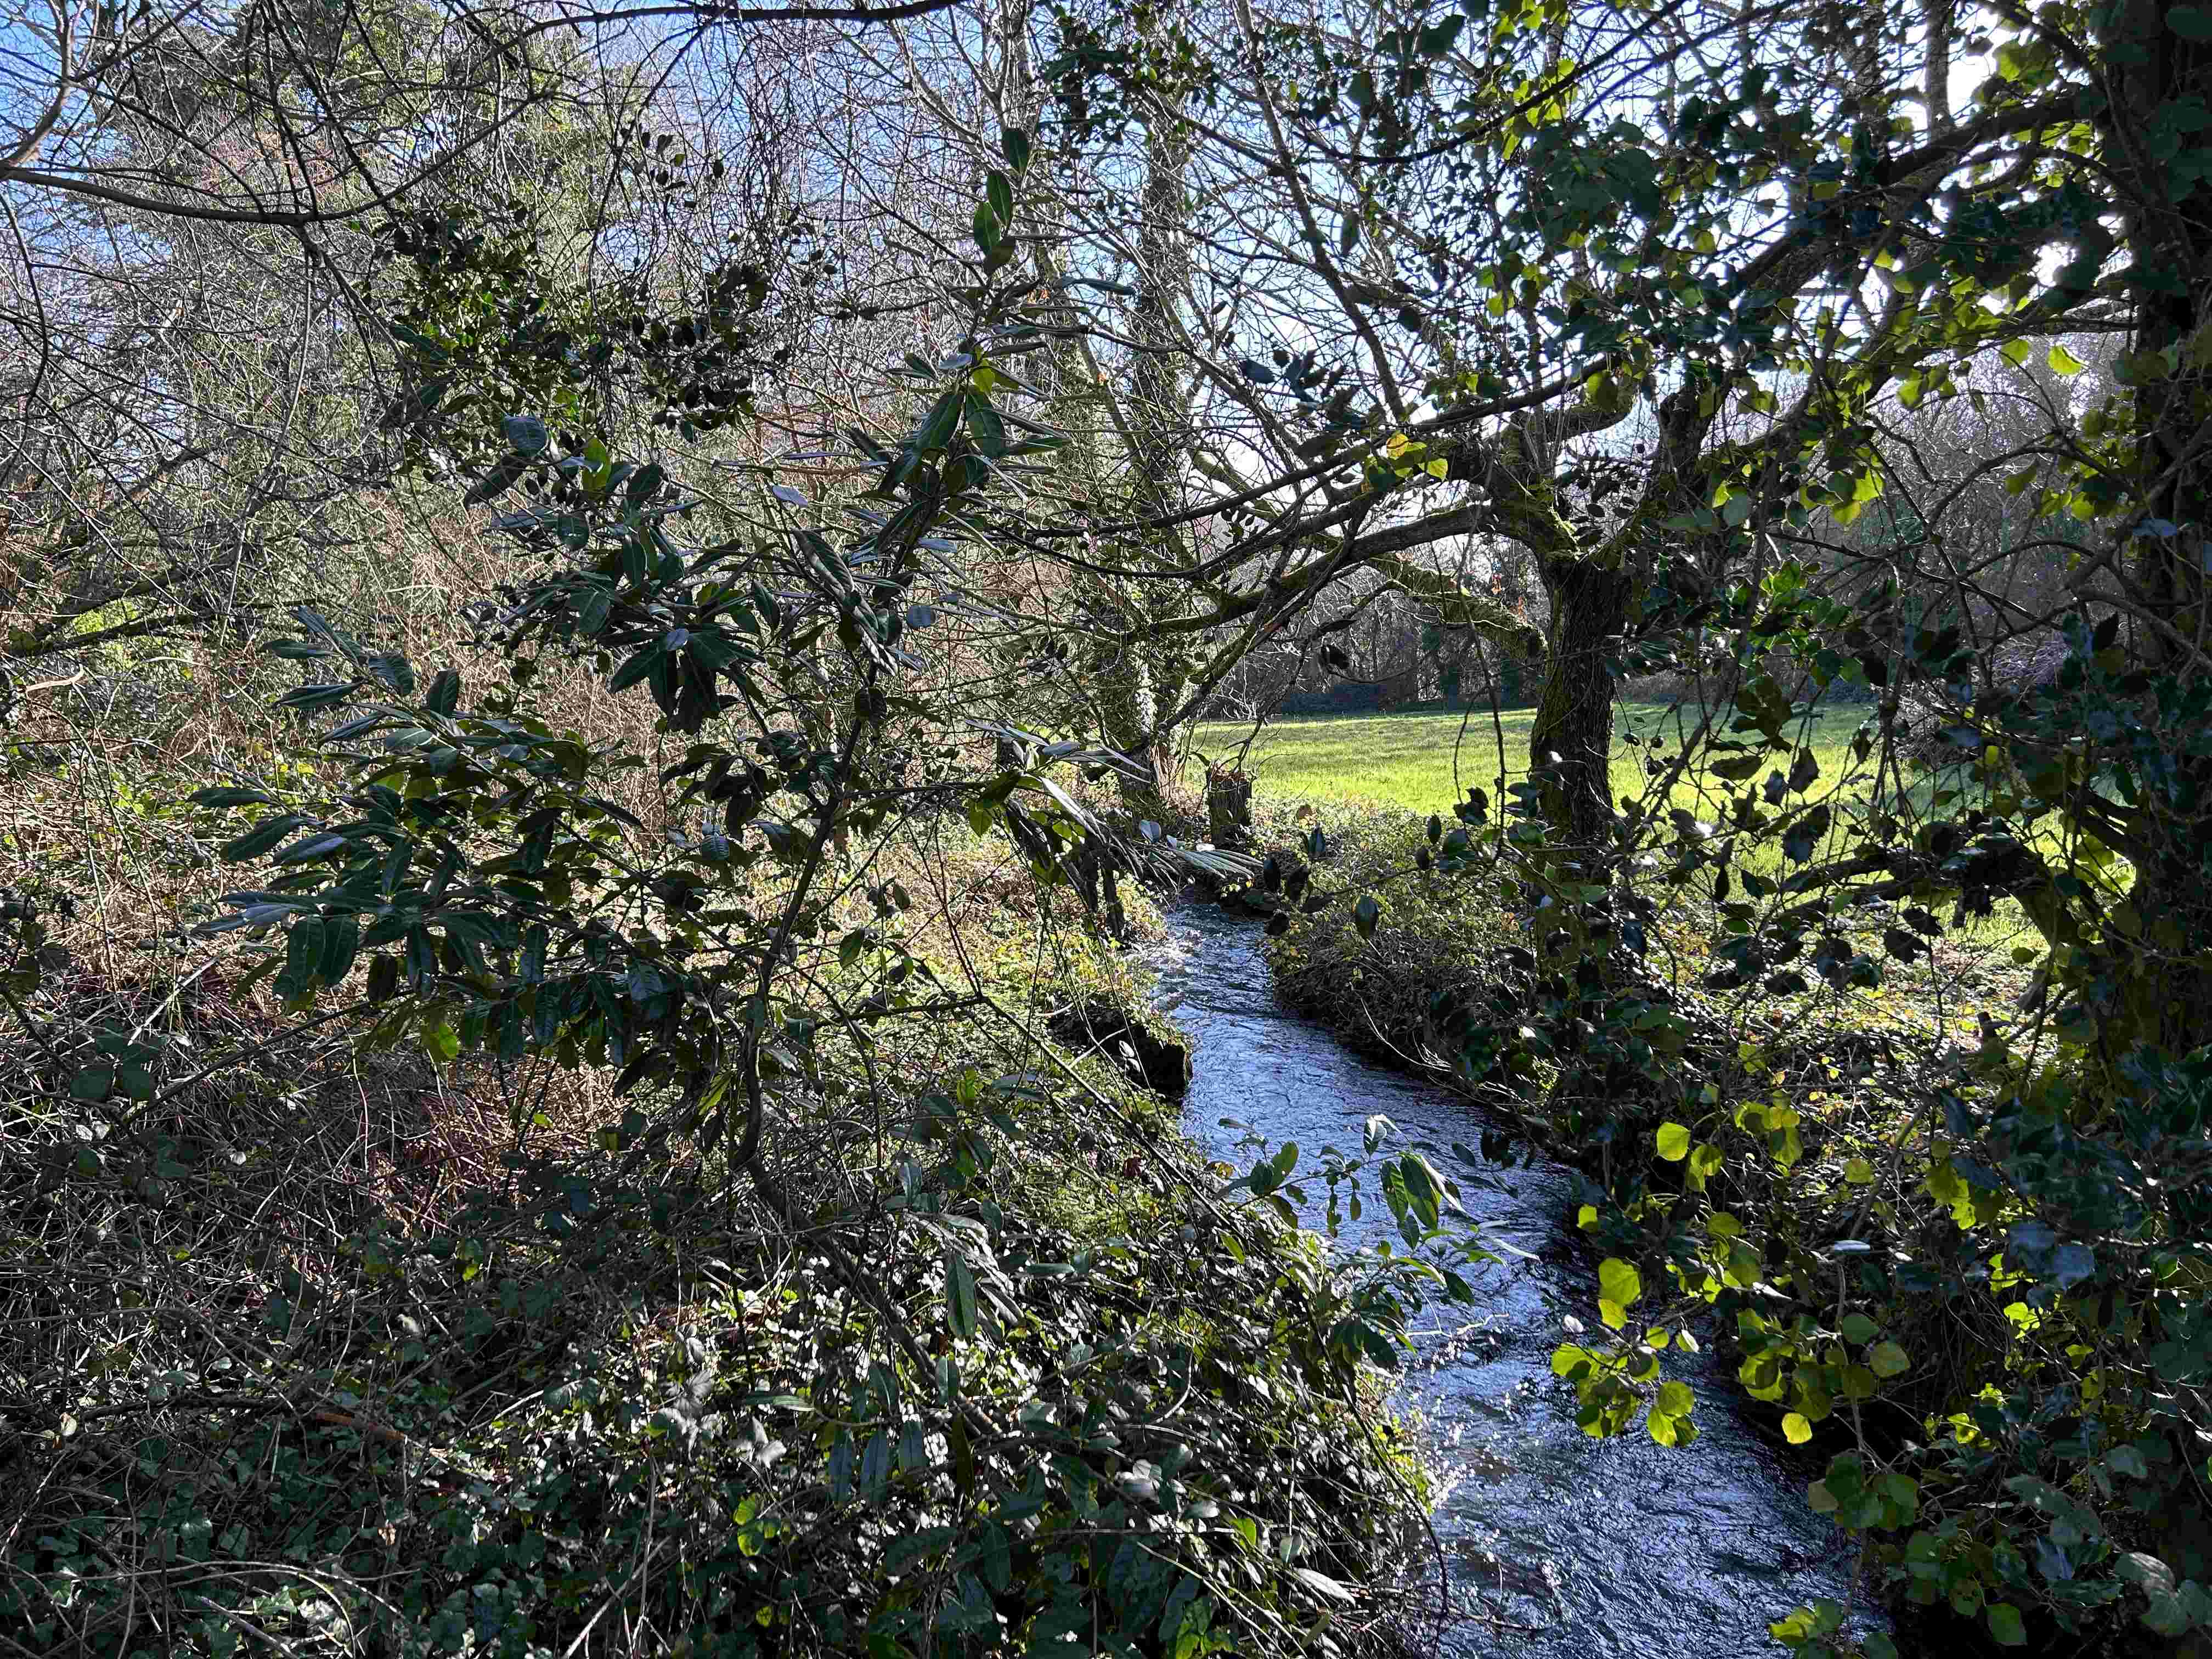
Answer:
[{"left": 1148, "top": 904, "right": 1891, "bottom": 1658}]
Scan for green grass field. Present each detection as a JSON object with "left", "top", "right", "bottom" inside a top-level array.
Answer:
[
  {"left": 1197, "top": 702, "right": 2044, "bottom": 955},
  {"left": 1194, "top": 702, "right": 1874, "bottom": 819}
]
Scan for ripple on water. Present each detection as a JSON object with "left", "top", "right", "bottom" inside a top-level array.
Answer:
[{"left": 1149, "top": 906, "right": 1888, "bottom": 1659}]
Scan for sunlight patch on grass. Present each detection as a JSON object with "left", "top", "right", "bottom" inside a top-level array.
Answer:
[{"left": 1195, "top": 702, "right": 1872, "bottom": 819}]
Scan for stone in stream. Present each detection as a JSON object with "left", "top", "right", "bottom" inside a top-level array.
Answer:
[{"left": 1048, "top": 998, "right": 1195, "bottom": 1097}]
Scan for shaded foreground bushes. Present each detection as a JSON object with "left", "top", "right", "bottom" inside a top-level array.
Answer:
[{"left": 2, "top": 856, "right": 1440, "bottom": 1657}]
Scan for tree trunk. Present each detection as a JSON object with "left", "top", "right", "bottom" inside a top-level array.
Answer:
[
  {"left": 1528, "top": 556, "right": 1629, "bottom": 859},
  {"left": 1111, "top": 93, "right": 1197, "bottom": 803},
  {"left": 1206, "top": 768, "right": 1253, "bottom": 848},
  {"left": 2097, "top": 0, "right": 2212, "bottom": 1050}
]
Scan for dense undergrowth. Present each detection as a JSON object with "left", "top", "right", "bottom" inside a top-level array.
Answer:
[
  {"left": 1, "top": 782, "right": 1438, "bottom": 1658},
  {"left": 1242, "top": 795, "right": 2210, "bottom": 1657},
  {"left": 0, "top": 488, "right": 1461, "bottom": 1659}
]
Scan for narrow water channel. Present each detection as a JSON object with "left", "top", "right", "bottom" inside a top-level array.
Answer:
[{"left": 1148, "top": 904, "right": 1890, "bottom": 1658}]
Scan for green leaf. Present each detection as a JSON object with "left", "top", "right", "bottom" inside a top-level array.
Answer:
[
  {"left": 1782, "top": 1412, "right": 1813, "bottom": 1444},
  {"left": 502, "top": 414, "right": 550, "bottom": 455},
  {"left": 577, "top": 588, "right": 613, "bottom": 636},
  {"left": 1655, "top": 1121, "right": 1691, "bottom": 1161},
  {"left": 608, "top": 646, "right": 661, "bottom": 693},
  {"left": 916, "top": 386, "right": 963, "bottom": 452},
  {"left": 1353, "top": 894, "right": 1380, "bottom": 938},
  {"left": 1839, "top": 1312, "right": 1878, "bottom": 1344},
  {"left": 985, "top": 171, "right": 1014, "bottom": 228},
  {"left": 1001, "top": 126, "right": 1032, "bottom": 172},
  {"left": 1598, "top": 1257, "right": 1643, "bottom": 1309},
  {"left": 425, "top": 669, "right": 462, "bottom": 715},
  {"left": 318, "top": 913, "right": 360, "bottom": 985},
  {"left": 2046, "top": 342, "right": 2087, "bottom": 376},
  {"left": 1987, "top": 1604, "right": 2027, "bottom": 1647},
  {"left": 945, "top": 1250, "right": 978, "bottom": 1339},
  {"left": 222, "top": 815, "right": 308, "bottom": 862},
  {"left": 1294, "top": 1567, "right": 1354, "bottom": 1604},
  {"left": 422, "top": 1021, "right": 461, "bottom": 1063},
  {"left": 1867, "top": 1340, "right": 1910, "bottom": 1379},
  {"left": 1655, "top": 1380, "right": 1694, "bottom": 1417},
  {"left": 964, "top": 394, "right": 1008, "bottom": 458},
  {"left": 465, "top": 453, "right": 530, "bottom": 506}
]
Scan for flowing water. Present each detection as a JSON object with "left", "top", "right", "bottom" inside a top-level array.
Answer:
[{"left": 1148, "top": 904, "right": 1889, "bottom": 1658}]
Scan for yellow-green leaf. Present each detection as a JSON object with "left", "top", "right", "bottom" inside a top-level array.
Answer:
[
  {"left": 1655, "top": 1121, "right": 1691, "bottom": 1161},
  {"left": 2047, "top": 342, "right": 2087, "bottom": 376},
  {"left": 1599, "top": 1257, "right": 1643, "bottom": 1309},
  {"left": 1782, "top": 1412, "right": 1813, "bottom": 1444}
]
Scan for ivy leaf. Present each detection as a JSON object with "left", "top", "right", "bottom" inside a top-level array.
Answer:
[
  {"left": 501, "top": 414, "right": 550, "bottom": 455},
  {"left": 1781, "top": 803, "right": 1831, "bottom": 863},
  {"left": 1883, "top": 927, "right": 1926, "bottom": 962},
  {"left": 2050, "top": 1242, "right": 2097, "bottom": 1289}
]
